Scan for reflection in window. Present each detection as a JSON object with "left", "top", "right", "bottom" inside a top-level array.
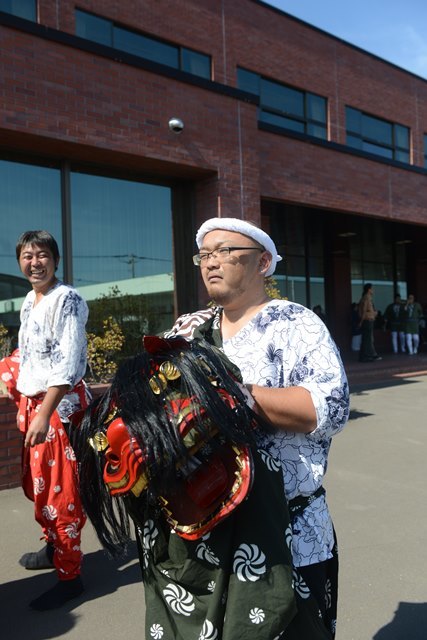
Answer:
[
  {"left": 0, "top": 160, "right": 62, "bottom": 334},
  {"left": 349, "top": 219, "right": 406, "bottom": 313},
  {"left": 262, "top": 202, "right": 325, "bottom": 309},
  {"left": 346, "top": 107, "right": 410, "bottom": 163},
  {"left": 75, "top": 9, "right": 211, "bottom": 80},
  {"left": 71, "top": 173, "right": 174, "bottom": 336},
  {"left": 0, "top": 0, "right": 36, "bottom": 21},
  {"left": 237, "top": 68, "right": 327, "bottom": 140},
  {"left": 115, "top": 27, "right": 178, "bottom": 67},
  {"left": 75, "top": 10, "right": 112, "bottom": 46}
]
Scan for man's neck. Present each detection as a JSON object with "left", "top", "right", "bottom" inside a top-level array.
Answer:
[
  {"left": 32, "top": 278, "right": 58, "bottom": 304},
  {"left": 221, "top": 294, "right": 271, "bottom": 340}
]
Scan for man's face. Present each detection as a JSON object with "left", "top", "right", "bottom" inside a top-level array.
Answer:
[
  {"left": 18, "top": 243, "right": 57, "bottom": 293},
  {"left": 198, "top": 229, "right": 267, "bottom": 307}
]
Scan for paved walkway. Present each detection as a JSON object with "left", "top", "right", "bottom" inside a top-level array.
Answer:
[
  {"left": 343, "top": 349, "right": 427, "bottom": 391},
  {"left": 1, "top": 362, "right": 426, "bottom": 639}
]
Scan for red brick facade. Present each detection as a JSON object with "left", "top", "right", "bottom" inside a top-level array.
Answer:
[
  {"left": 0, "top": 396, "right": 21, "bottom": 489},
  {"left": 1, "top": 0, "right": 425, "bottom": 225}
]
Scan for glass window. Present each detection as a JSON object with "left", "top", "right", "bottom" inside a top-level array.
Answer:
[
  {"left": 0, "top": 0, "right": 36, "bottom": 20},
  {"left": 346, "top": 107, "right": 362, "bottom": 135},
  {"left": 346, "top": 134, "right": 362, "bottom": 150},
  {"left": 306, "top": 122, "right": 327, "bottom": 140},
  {"left": 236, "top": 68, "right": 260, "bottom": 95},
  {"left": 262, "top": 202, "right": 309, "bottom": 306},
  {"left": 75, "top": 10, "right": 112, "bottom": 46},
  {"left": 362, "top": 142, "right": 393, "bottom": 159},
  {"left": 0, "top": 160, "right": 62, "bottom": 336},
  {"left": 70, "top": 173, "right": 174, "bottom": 337},
  {"left": 181, "top": 48, "right": 210, "bottom": 79},
  {"left": 261, "top": 79, "right": 304, "bottom": 118},
  {"left": 237, "top": 68, "right": 327, "bottom": 140},
  {"left": 75, "top": 9, "right": 210, "bottom": 80},
  {"left": 394, "top": 124, "right": 409, "bottom": 149},
  {"left": 362, "top": 115, "right": 392, "bottom": 146},
  {"left": 349, "top": 219, "right": 404, "bottom": 314},
  {"left": 114, "top": 27, "right": 178, "bottom": 68},
  {"left": 260, "top": 111, "right": 305, "bottom": 134},
  {"left": 274, "top": 256, "right": 307, "bottom": 306},
  {"left": 0, "top": 159, "right": 177, "bottom": 352},
  {"left": 395, "top": 150, "right": 410, "bottom": 163},
  {"left": 306, "top": 94, "right": 326, "bottom": 123},
  {"left": 346, "top": 106, "right": 410, "bottom": 163}
]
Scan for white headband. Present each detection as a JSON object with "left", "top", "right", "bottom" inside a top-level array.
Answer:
[{"left": 195, "top": 217, "right": 282, "bottom": 277}]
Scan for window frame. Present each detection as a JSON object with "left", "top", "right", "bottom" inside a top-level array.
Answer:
[
  {"left": 346, "top": 106, "right": 410, "bottom": 163},
  {"left": 237, "top": 67, "right": 328, "bottom": 140},
  {"left": 0, "top": 0, "right": 36, "bottom": 21},
  {"left": 75, "top": 8, "right": 211, "bottom": 80}
]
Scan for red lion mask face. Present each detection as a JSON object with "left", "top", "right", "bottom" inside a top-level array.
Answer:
[
  {"left": 101, "top": 384, "right": 253, "bottom": 541},
  {"left": 103, "top": 418, "right": 147, "bottom": 497},
  {"left": 83, "top": 335, "right": 256, "bottom": 541}
]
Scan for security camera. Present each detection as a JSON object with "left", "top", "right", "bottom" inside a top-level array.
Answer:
[{"left": 168, "top": 117, "right": 184, "bottom": 133}]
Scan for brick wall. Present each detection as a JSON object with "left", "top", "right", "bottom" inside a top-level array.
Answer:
[
  {"left": 1, "top": 0, "right": 426, "bottom": 227},
  {"left": 0, "top": 396, "right": 21, "bottom": 490}
]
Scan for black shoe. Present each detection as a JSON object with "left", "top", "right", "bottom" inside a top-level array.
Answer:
[
  {"left": 372, "top": 355, "right": 382, "bottom": 361},
  {"left": 29, "top": 576, "right": 84, "bottom": 611},
  {"left": 359, "top": 357, "right": 374, "bottom": 362},
  {"left": 19, "top": 543, "right": 54, "bottom": 570}
]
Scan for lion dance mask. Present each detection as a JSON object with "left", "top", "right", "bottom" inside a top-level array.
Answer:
[{"left": 72, "top": 336, "right": 260, "bottom": 553}]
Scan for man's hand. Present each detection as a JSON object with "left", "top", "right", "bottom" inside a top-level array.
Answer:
[
  {"left": 24, "top": 413, "right": 50, "bottom": 447},
  {"left": 24, "top": 384, "right": 69, "bottom": 447}
]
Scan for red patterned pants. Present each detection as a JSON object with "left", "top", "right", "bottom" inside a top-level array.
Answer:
[{"left": 21, "top": 398, "right": 87, "bottom": 581}]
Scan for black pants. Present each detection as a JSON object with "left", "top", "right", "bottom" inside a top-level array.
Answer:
[
  {"left": 298, "top": 535, "right": 339, "bottom": 638},
  {"left": 359, "top": 319, "right": 377, "bottom": 360}
]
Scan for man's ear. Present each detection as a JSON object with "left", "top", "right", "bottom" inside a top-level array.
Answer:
[{"left": 258, "top": 251, "right": 272, "bottom": 275}]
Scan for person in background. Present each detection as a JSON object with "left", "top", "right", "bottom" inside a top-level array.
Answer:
[
  {"left": 350, "top": 302, "right": 362, "bottom": 353},
  {"left": 0, "top": 230, "right": 90, "bottom": 611},
  {"left": 165, "top": 217, "right": 349, "bottom": 638},
  {"left": 357, "top": 283, "right": 381, "bottom": 362},
  {"left": 384, "top": 294, "right": 406, "bottom": 354},
  {"left": 313, "top": 304, "right": 327, "bottom": 325},
  {"left": 404, "top": 293, "right": 423, "bottom": 355}
]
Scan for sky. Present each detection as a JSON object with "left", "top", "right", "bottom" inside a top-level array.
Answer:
[{"left": 265, "top": 0, "right": 427, "bottom": 79}]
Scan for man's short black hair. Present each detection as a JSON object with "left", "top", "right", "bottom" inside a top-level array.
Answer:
[{"left": 16, "top": 230, "right": 60, "bottom": 265}]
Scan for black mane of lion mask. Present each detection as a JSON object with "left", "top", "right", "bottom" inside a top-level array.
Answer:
[{"left": 72, "top": 336, "right": 268, "bottom": 555}]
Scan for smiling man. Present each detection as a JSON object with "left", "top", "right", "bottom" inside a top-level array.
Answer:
[
  {"left": 166, "top": 217, "right": 349, "bottom": 637},
  {"left": 4, "top": 230, "right": 90, "bottom": 610}
]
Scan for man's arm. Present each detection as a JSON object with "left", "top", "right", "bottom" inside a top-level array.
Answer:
[
  {"left": 24, "top": 385, "right": 70, "bottom": 447},
  {"left": 246, "top": 384, "right": 317, "bottom": 433},
  {"left": 248, "top": 311, "right": 349, "bottom": 439}
]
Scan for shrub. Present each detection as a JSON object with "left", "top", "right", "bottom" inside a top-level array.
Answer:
[
  {"left": 86, "top": 286, "right": 160, "bottom": 359},
  {"left": 0, "top": 323, "right": 12, "bottom": 360},
  {"left": 86, "top": 316, "right": 125, "bottom": 383}
]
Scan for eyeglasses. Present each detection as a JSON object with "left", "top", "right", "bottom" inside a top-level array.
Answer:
[{"left": 192, "top": 246, "right": 263, "bottom": 266}]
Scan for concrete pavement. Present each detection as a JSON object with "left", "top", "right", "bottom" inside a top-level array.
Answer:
[{"left": 1, "top": 371, "right": 427, "bottom": 639}]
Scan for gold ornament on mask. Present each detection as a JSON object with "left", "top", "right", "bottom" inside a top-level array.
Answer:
[
  {"left": 88, "top": 431, "right": 109, "bottom": 452},
  {"left": 159, "top": 361, "right": 181, "bottom": 381},
  {"left": 149, "top": 373, "right": 167, "bottom": 395}
]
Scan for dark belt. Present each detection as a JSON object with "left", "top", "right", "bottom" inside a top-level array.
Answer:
[{"left": 288, "top": 485, "right": 326, "bottom": 518}]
